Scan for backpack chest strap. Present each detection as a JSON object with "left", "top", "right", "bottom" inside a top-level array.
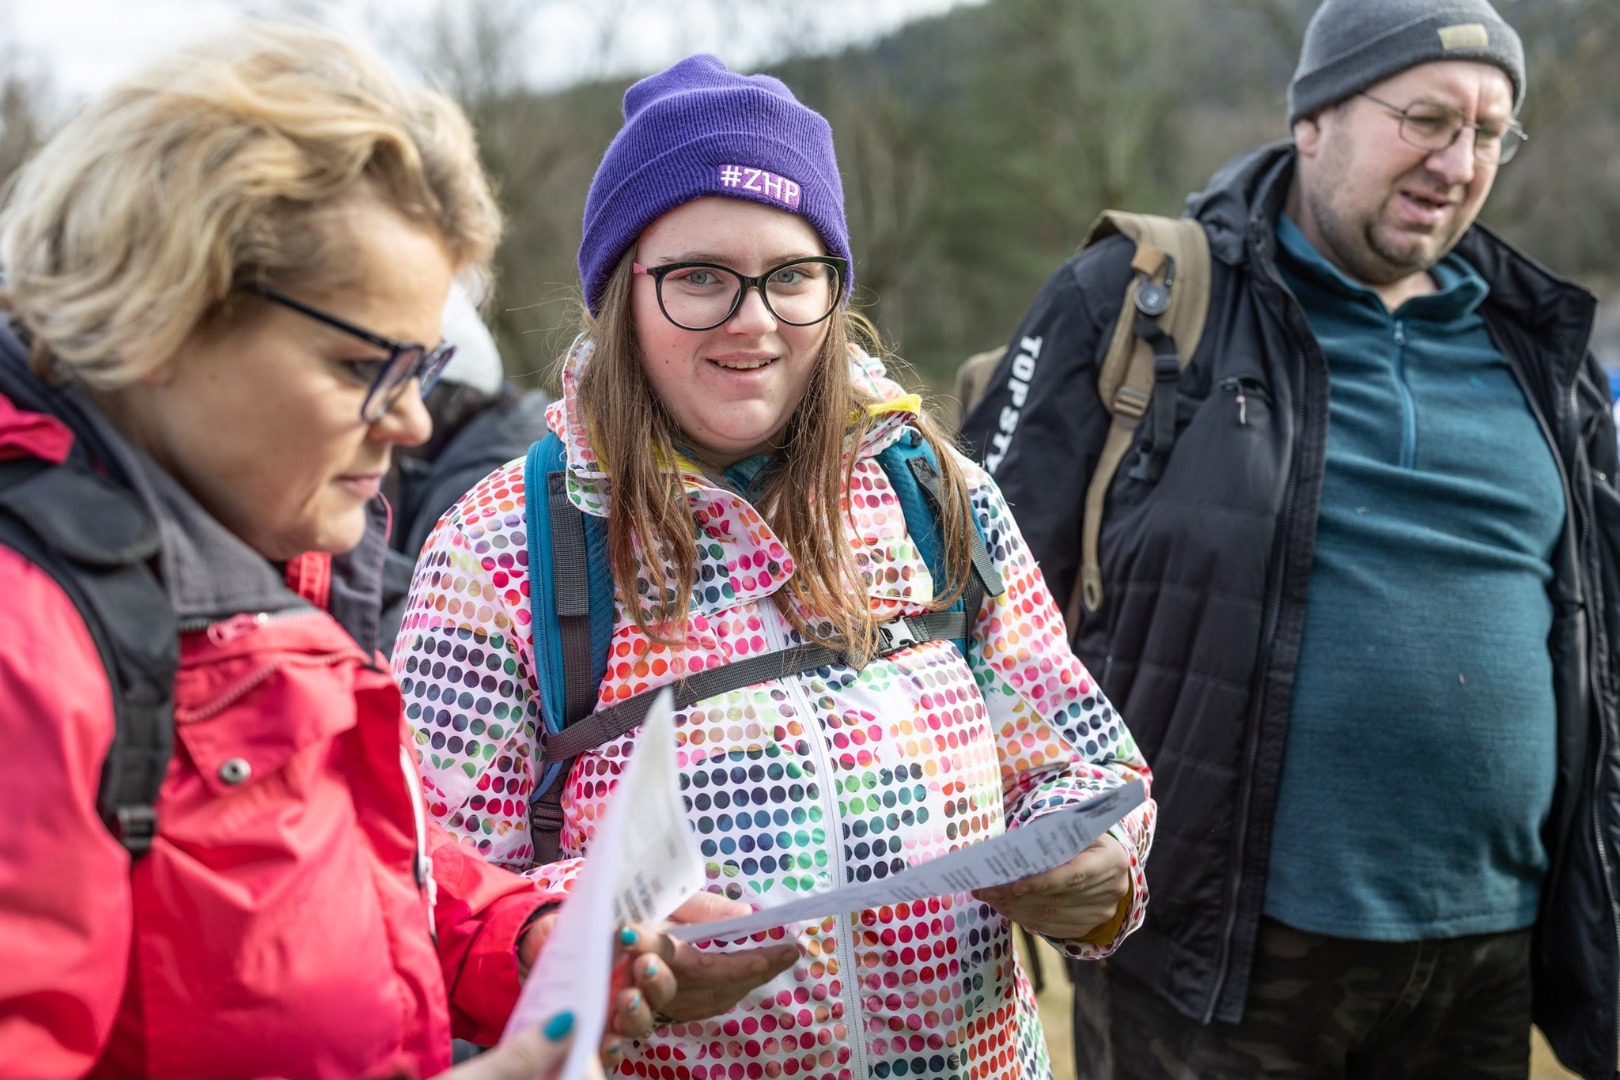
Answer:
[{"left": 543, "top": 607, "right": 971, "bottom": 763}]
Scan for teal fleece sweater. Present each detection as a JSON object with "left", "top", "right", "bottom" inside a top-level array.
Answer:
[{"left": 1263, "top": 214, "right": 1565, "bottom": 940}]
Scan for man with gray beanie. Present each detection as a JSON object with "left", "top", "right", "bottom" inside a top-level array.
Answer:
[{"left": 961, "top": 1, "right": 1620, "bottom": 1076}]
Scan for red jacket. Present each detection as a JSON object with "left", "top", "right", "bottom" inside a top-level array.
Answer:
[{"left": 0, "top": 390, "right": 560, "bottom": 1078}]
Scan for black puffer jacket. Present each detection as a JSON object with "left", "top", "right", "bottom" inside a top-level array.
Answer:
[{"left": 961, "top": 141, "right": 1620, "bottom": 1079}]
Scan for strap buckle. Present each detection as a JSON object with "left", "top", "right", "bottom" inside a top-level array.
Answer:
[
  {"left": 112, "top": 805, "right": 158, "bottom": 855},
  {"left": 877, "top": 617, "right": 921, "bottom": 654},
  {"left": 1113, "top": 385, "right": 1151, "bottom": 420},
  {"left": 531, "top": 796, "right": 565, "bottom": 832}
]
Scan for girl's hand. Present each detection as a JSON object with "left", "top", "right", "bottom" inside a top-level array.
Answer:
[
  {"left": 971, "top": 833, "right": 1132, "bottom": 943},
  {"left": 641, "top": 891, "right": 800, "bottom": 1026}
]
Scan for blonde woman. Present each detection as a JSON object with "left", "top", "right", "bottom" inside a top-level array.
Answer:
[{"left": 0, "top": 25, "right": 668, "bottom": 1077}]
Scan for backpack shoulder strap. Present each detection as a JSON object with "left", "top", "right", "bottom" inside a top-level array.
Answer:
[
  {"left": 0, "top": 454, "right": 176, "bottom": 857},
  {"left": 523, "top": 432, "right": 611, "bottom": 862},
  {"left": 1068, "top": 211, "right": 1211, "bottom": 632},
  {"left": 874, "top": 430, "right": 1004, "bottom": 655}
]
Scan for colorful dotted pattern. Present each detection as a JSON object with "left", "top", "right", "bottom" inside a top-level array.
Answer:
[{"left": 393, "top": 343, "right": 1155, "bottom": 1080}]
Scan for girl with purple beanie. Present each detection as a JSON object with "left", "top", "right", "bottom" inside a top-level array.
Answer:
[{"left": 394, "top": 54, "right": 1155, "bottom": 1080}]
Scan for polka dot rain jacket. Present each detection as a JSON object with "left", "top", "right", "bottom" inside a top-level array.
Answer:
[{"left": 394, "top": 341, "right": 1156, "bottom": 1080}]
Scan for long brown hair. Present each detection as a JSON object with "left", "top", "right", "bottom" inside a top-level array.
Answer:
[{"left": 575, "top": 252, "right": 981, "bottom": 661}]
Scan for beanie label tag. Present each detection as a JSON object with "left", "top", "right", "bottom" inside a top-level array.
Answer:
[
  {"left": 1438, "top": 23, "right": 1490, "bottom": 49},
  {"left": 717, "top": 164, "right": 802, "bottom": 210}
]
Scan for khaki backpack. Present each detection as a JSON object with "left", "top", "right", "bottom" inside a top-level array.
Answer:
[{"left": 955, "top": 210, "right": 1211, "bottom": 637}]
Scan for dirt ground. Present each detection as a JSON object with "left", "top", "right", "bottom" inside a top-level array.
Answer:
[{"left": 1019, "top": 937, "right": 1579, "bottom": 1079}]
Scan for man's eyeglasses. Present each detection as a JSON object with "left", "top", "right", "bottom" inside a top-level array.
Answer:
[
  {"left": 632, "top": 256, "right": 848, "bottom": 332},
  {"left": 1357, "top": 92, "right": 1527, "bottom": 165},
  {"left": 241, "top": 282, "right": 456, "bottom": 422}
]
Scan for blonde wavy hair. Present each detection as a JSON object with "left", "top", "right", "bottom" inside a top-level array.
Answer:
[
  {"left": 0, "top": 22, "right": 501, "bottom": 387},
  {"left": 578, "top": 253, "right": 979, "bottom": 660}
]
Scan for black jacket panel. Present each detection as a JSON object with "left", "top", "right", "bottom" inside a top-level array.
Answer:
[{"left": 961, "top": 141, "right": 1620, "bottom": 1078}]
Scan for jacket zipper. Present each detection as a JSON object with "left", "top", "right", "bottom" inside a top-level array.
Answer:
[
  {"left": 175, "top": 608, "right": 324, "bottom": 642},
  {"left": 1391, "top": 320, "right": 1417, "bottom": 468},
  {"left": 1220, "top": 378, "right": 1271, "bottom": 427},
  {"left": 400, "top": 745, "right": 439, "bottom": 942},
  {"left": 763, "top": 610, "right": 868, "bottom": 1078},
  {"left": 1206, "top": 243, "right": 1314, "bottom": 1021}
]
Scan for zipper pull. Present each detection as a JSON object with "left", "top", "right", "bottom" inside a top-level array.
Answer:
[
  {"left": 206, "top": 612, "right": 268, "bottom": 646},
  {"left": 1236, "top": 389, "right": 1248, "bottom": 426}
]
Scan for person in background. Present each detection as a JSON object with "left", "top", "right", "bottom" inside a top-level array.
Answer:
[
  {"left": 393, "top": 54, "right": 1155, "bottom": 1079},
  {"left": 379, "top": 282, "right": 550, "bottom": 657},
  {"left": 0, "top": 24, "right": 670, "bottom": 1077},
  {"left": 961, "top": 0, "right": 1620, "bottom": 1077}
]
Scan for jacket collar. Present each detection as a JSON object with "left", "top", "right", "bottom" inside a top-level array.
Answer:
[{"left": 1190, "top": 140, "right": 1596, "bottom": 393}]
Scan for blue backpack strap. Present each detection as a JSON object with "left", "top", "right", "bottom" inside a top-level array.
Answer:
[
  {"left": 523, "top": 433, "right": 612, "bottom": 805},
  {"left": 876, "top": 428, "right": 1004, "bottom": 659}
]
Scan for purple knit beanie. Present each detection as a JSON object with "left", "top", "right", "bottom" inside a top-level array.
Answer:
[{"left": 578, "top": 54, "right": 852, "bottom": 316}]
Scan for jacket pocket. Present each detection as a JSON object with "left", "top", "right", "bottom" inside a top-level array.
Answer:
[{"left": 175, "top": 651, "right": 357, "bottom": 797}]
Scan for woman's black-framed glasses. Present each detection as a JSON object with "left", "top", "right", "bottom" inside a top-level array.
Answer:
[
  {"left": 632, "top": 256, "right": 848, "bottom": 332},
  {"left": 240, "top": 282, "right": 457, "bottom": 423},
  {"left": 1357, "top": 91, "right": 1528, "bottom": 165}
]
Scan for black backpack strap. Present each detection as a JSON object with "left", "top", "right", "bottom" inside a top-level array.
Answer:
[
  {"left": 1125, "top": 313, "right": 1186, "bottom": 485},
  {"left": 0, "top": 456, "right": 176, "bottom": 857}
]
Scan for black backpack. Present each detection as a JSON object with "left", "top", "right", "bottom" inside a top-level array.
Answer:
[{"left": 0, "top": 448, "right": 176, "bottom": 857}]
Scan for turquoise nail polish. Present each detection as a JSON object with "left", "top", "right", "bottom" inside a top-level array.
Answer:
[
  {"left": 542, "top": 1010, "right": 575, "bottom": 1042},
  {"left": 619, "top": 926, "right": 639, "bottom": 947},
  {"left": 627, "top": 991, "right": 642, "bottom": 1011},
  {"left": 644, "top": 958, "right": 660, "bottom": 977}
]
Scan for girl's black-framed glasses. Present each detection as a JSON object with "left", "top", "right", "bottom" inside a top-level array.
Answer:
[
  {"left": 240, "top": 282, "right": 457, "bottom": 423},
  {"left": 632, "top": 256, "right": 848, "bottom": 332}
]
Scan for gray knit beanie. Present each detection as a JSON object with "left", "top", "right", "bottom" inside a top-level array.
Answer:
[{"left": 1288, "top": 0, "right": 1525, "bottom": 126}]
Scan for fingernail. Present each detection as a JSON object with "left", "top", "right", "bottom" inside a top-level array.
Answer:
[
  {"left": 775, "top": 946, "right": 799, "bottom": 963},
  {"left": 644, "top": 958, "right": 660, "bottom": 977},
  {"left": 619, "top": 926, "right": 639, "bottom": 947},
  {"left": 543, "top": 1010, "right": 575, "bottom": 1042},
  {"left": 626, "top": 991, "right": 642, "bottom": 1011},
  {"left": 607, "top": 1041, "right": 623, "bottom": 1057}
]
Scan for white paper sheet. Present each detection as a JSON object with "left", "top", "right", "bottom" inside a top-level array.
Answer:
[
  {"left": 667, "top": 778, "right": 1146, "bottom": 942},
  {"left": 500, "top": 688, "right": 703, "bottom": 1075}
]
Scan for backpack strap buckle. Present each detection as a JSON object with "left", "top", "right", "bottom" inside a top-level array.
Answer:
[
  {"left": 112, "top": 805, "right": 158, "bottom": 855},
  {"left": 877, "top": 616, "right": 922, "bottom": 655},
  {"left": 1112, "top": 385, "right": 1151, "bottom": 420}
]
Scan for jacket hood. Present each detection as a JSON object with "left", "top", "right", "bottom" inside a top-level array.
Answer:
[
  {"left": 546, "top": 335, "right": 924, "bottom": 519},
  {"left": 0, "top": 320, "right": 387, "bottom": 643},
  {"left": 1186, "top": 139, "right": 1297, "bottom": 267}
]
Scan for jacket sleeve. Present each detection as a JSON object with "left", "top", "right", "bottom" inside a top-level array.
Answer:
[
  {"left": 958, "top": 238, "right": 1135, "bottom": 610},
  {"left": 0, "top": 547, "right": 131, "bottom": 1079},
  {"left": 391, "top": 463, "right": 587, "bottom": 893},
  {"left": 427, "top": 820, "right": 567, "bottom": 1046},
  {"left": 960, "top": 455, "right": 1156, "bottom": 960},
  {"left": 1577, "top": 350, "right": 1620, "bottom": 678}
]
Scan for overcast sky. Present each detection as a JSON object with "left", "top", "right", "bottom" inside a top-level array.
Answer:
[{"left": 3, "top": 0, "right": 984, "bottom": 110}]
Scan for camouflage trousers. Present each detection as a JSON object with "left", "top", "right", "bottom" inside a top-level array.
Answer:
[{"left": 1071, "top": 918, "right": 1533, "bottom": 1079}]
